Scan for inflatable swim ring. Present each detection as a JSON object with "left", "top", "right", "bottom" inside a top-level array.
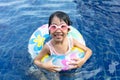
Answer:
[{"left": 28, "top": 24, "right": 85, "bottom": 71}]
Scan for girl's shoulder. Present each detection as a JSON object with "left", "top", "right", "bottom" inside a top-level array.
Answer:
[
  {"left": 71, "top": 37, "right": 80, "bottom": 46},
  {"left": 42, "top": 43, "right": 50, "bottom": 52}
]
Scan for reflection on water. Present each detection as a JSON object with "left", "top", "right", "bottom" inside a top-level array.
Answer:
[{"left": 0, "top": 0, "right": 120, "bottom": 80}]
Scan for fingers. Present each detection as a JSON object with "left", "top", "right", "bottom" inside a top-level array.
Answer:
[
  {"left": 51, "top": 68, "right": 61, "bottom": 72},
  {"left": 53, "top": 65, "right": 61, "bottom": 68},
  {"left": 50, "top": 69, "right": 57, "bottom": 72},
  {"left": 68, "top": 64, "right": 79, "bottom": 70},
  {"left": 71, "top": 57, "right": 81, "bottom": 61},
  {"left": 45, "top": 60, "right": 61, "bottom": 72},
  {"left": 51, "top": 69, "right": 57, "bottom": 72},
  {"left": 68, "top": 60, "right": 78, "bottom": 65},
  {"left": 48, "top": 65, "right": 61, "bottom": 72},
  {"left": 53, "top": 65, "right": 62, "bottom": 71},
  {"left": 67, "top": 58, "right": 81, "bottom": 70}
]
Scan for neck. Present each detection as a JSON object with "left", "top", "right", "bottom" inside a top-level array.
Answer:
[{"left": 51, "top": 37, "right": 67, "bottom": 45}]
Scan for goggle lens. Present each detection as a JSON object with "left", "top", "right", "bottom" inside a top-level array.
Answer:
[{"left": 49, "top": 24, "right": 69, "bottom": 31}]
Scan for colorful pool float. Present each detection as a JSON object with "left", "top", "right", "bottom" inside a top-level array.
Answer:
[{"left": 28, "top": 24, "right": 86, "bottom": 71}]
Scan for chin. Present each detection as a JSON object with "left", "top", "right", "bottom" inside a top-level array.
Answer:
[{"left": 54, "top": 38, "right": 63, "bottom": 42}]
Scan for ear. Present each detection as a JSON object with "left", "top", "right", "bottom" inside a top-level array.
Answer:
[{"left": 68, "top": 28, "right": 71, "bottom": 32}]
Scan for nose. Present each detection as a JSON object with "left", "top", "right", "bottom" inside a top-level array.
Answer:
[{"left": 55, "top": 28, "right": 62, "bottom": 32}]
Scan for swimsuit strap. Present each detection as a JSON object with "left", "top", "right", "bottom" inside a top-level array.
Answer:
[
  {"left": 46, "top": 40, "right": 55, "bottom": 55},
  {"left": 66, "top": 37, "right": 73, "bottom": 54},
  {"left": 68, "top": 36, "right": 73, "bottom": 51},
  {"left": 46, "top": 37, "right": 73, "bottom": 55}
]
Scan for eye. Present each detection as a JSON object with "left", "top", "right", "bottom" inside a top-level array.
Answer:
[
  {"left": 61, "top": 25, "right": 67, "bottom": 29},
  {"left": 51, "top": 25, "right": 56, "bottom": 29},
  {"left": 49, "top": 25, "right": 56, "bottom": 30},
  {"left": 61, "top": 25, "right": 66, "bottom": 28}
]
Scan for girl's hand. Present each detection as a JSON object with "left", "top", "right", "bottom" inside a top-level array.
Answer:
[
  {"left": 68, "top": 58, "right": 86, "bottom": 69},
  {"left": 42, "top": 59, "right": 62, "bottom": 72}
]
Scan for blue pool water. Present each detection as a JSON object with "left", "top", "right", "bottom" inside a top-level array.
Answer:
[{"left": 0, "top": 0, "right": 120, "bottom": 80}]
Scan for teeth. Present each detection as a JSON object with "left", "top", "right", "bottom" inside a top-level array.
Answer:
[{"left": 54, "top": 33, "right": 62, "bottom": 36}]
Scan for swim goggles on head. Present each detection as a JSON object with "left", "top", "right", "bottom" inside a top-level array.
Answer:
[{"left": 49, "top": 24, "right": 70, "bottom": 32}]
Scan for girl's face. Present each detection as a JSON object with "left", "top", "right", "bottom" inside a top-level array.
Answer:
[{"left": 49, "top": 16, "right": 70, "bottom": 42}]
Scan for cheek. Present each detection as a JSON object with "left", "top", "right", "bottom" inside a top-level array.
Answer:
[
  {"left": 49, "top": 30, "right": 54, "bottom": 34},
  {"left": 63, "top": 30, "right": 69, "bottom": 34},
  {"left": 49, "top": 31, "right": 55, "bottom": 37}
]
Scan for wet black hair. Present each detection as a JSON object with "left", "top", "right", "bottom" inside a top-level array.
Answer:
[{"left": 48, "top": 11, "right": 72, "bottom": 27}]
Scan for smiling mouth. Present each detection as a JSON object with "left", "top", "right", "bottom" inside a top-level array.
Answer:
[
  {"left": 54, "top": 33, "right": 63, "bottom": 38},
  {"left": 54, "top": 32, "right": 63, "bottom": 36}
]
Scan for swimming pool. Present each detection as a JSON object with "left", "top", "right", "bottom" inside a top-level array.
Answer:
[{"left": 0, "top": 0, "right": 120, "bottom": 80}]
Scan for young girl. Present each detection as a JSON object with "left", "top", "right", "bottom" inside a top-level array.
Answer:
[{"left": 34, "top": 11, "right": 92, "bottom": 79}]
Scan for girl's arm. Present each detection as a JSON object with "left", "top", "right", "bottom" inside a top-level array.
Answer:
[
  {"left": 34, "top": 44, "right": 49, "bottom": 68},
  {"left": 69, "top": 38, "right": 92, "bottom": 69},
  {"left": 34, "top": 44, "right": 61, "bottom": 72},
  {"left": 73, "top": 38, "right": 92, "bottom": 62}
]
